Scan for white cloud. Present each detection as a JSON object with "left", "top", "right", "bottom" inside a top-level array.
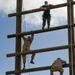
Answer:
[
  {"left": 0, "top": 0, "right": 16, "bottom": 14},
  {"left": 51, "top": 7, "right": 67, "bottom": 26}
]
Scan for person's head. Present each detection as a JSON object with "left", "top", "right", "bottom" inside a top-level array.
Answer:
[
  {"left": 28, "top": 36, "right": 30, "bottom": 39},
  {"left": 44, "top": 1, "right": 48, "bottom": 5},
  {"left": 57, "top": 58, "right": 61, "bottom": 60},
  {"left": 28, "top": 36, "right": 31, "bottom": 42}
]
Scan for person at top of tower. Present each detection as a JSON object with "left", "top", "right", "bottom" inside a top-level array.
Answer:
[
  {"left": 22, "top": 33, "right": 35, "bottom": 69},
  {"left": 50, "top": 58, "right": 66, "bottom": 75},
  {"left": 40, "top": 1, "right": 54, "bottom": 29}
]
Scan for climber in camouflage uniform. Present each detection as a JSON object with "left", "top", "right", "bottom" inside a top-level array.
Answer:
[
  {"left": 22, "top": 34, "right": 35, "bottom": 69},
  {"left": 50, "top": 58, "right": 66, "bottom": 75},
  {"left": 40, "top": 1, "right": 53, "bottom": 29}
]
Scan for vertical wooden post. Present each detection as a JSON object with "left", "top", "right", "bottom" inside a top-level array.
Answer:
[
  {"left": 67, "top": 1, "right": 72, "bottom": 74},
  {"left": 67, "top": 0, "right": 74, "bottom": 75},
  {"left": 15, "top": 0, "right": 22, "bottom": 75},
  {"left": 72, "top": 0, "right": 75, "bottom": 74},
  {"left": 69, "top": 0, "right": 75, "bottom": 75}
]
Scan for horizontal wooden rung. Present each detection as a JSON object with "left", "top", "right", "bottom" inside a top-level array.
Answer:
[
  {"left": 6, "top": 64, "right": 69, "bottom": 74},
  {"left": 7, "top": 24, "right": 75, "bottom": 38},
  {"left": 6, "top": 44, "right": 75, "bottom": 57}
]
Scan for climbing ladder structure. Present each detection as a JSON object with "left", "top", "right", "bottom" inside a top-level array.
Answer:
[{"left": 6, "top": 0, "right": 75, "bottom": 75}]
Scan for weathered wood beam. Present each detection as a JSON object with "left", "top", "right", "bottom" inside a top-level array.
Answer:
[
  {"left": 6, "top": 64, "right": 69, "bottom": 75},
  {"left": 67, "top": 0, "right": 74, "bottom": 75},
  {"left": 7, "top": 24, "right": 75, "bottom": 38},
  {"left": 7, "top": 44, "right": 75, "bottom": 57},
  {"left": 8, "top": 1, "right": 75, "bottom": 17},
  {"left": 15, "top": 0, "right": 22, "bottom": 75}
]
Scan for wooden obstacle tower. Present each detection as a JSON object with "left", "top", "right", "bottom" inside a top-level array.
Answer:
[{"left": 6, "top": 0, "right": 75, "bottom": 75}]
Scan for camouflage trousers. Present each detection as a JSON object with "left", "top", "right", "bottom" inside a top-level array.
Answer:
[
  {"left": 23, "top": 48, "right": 35, "bottom": 63},
  {"left": 42, "top": 15, "right": 51, "bottom": 28},
  {"left": 50, "top": 67, "right": 64, "bottom": 75}
]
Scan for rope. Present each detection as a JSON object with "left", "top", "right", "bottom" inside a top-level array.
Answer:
[
  {"left": 22, "top": 1, "right": 30, "bottom": 75},
  {"left": 28, "top": 55, "right": 30, "bottom": 75},
  {"left": 22, "top": 0, "right": 26, "bottom": 32}
]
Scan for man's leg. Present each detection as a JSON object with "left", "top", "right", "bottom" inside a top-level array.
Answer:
[
  {"left": 30, "top": 53, "right": 35, "bottom": 64},
  {"left": 23, "top": 54, "right": 26, "bottom": 69},
  {"left": 47, "top": 16, "right": 51, "bottom": 28},
  {"left": 60, "top": 72, "right": 63, "bottom": 75},
  {"left": 50, "top": 70, "right": 54, "bottom": 75},
  {"left": 42, "top": 16, "right": 46, "bottom": 29},
  {"left": 60, "top": 69, "right": 63, "bottom": 75}
]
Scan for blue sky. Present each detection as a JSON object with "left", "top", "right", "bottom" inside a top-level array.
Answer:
[{"left": 0, "top": 0, "right": 74, "bottom": 75}]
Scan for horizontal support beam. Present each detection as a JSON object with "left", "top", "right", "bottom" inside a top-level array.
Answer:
[
  {"left": 7, "top": 24, "right": 75, "bottom": 38},
  {"left": 8, "top": 1, "right": 75, "bottom": 17},
  {"left": 6, "top": 64, "right": 69, "bottom": 74},
  {"left": 7, "top": 44, "right": 75, "bottom": 57}
]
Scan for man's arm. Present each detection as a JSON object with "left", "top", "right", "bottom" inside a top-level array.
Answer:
[
  {"left": 22, "top": 36, "right": 26, "bottom": 41},
  {"left": 61, "top": 60, "right": 66, "bottom": 65},
  {"left": 31, "top": 34, "right": 34, "bottom": 41},
  {"left": 47, "top": 4, "right": 54, "bottom": 9},
  {"left": 40, "top": 5, "right": 47, "bottom": 10},
  {"left": 49, "top": 4, "right": 54, "bottom": 6},
  {"left": 40, "top": 4, "right": 54, "bottom": 10}
]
